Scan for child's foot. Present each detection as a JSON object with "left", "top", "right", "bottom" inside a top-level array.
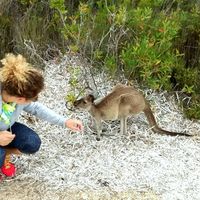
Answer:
[{"left": 1, "top": 162, "right": 16, "bottom": 177}]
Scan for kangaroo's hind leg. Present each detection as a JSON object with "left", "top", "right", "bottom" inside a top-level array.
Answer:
[{"left": 120, "top": 117, "right": 127, "bottom": 135}]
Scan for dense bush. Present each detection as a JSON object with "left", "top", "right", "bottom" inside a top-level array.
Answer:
[
  {"left": 0, "top": 0, "right": 66, "bottom": 64},
  {"left": 64, "top": 0, "right": 200, "bottom": 119},
  {"left": 0, "top": 0, "right": 200, "bottom": 119}
]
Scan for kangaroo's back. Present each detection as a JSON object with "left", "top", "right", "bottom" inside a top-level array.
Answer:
[
  {"left": 95, "top": 84, "right": 146, "bottom": 119},
  {"left": 95, "top": 84, "right": 142, "bottom": 108}
]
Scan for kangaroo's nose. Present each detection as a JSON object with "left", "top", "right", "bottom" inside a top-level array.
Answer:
[{"left": 73, "top": 100, "right": 78, "bottom": 107}]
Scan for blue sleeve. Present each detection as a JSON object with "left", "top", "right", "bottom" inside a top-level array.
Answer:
[{"left": 23, "top": 102, "right": 66, "bottom": 128}]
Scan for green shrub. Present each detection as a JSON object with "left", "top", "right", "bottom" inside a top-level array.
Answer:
[
  {"left": 60, "top": 0, "right": 200, "bottom": 119},
  {"left": 0, "top": 0, "right": 65, "bottom": 63}
]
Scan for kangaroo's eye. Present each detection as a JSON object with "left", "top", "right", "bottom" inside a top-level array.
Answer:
[{"left": 83, "top": 100, "right": 87, "bottom": 104}]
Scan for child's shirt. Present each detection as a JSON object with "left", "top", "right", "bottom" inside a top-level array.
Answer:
[{"left": 0, "top": 95, "right": 66, "bottom": 131}]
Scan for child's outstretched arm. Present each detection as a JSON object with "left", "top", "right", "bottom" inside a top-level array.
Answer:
[{"left": 23, "top": 102, "right": 83, "bottom": 131}]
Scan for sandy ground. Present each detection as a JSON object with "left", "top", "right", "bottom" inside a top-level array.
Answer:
[
  {"left": 0, "top": 54, "right": 199, "bottom": 200},
  {"left": 0, "top": 179, "right": 159, "bottom": 200}
]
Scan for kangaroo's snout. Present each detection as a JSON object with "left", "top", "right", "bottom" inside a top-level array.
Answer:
[
  {"left": 73, "top": 95, "right": 95, "bottom": 108},
  {"left": 73, "top": 99, "right": 82, "bottom": 107}
]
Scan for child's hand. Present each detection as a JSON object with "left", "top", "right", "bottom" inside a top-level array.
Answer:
[
  {"left": 65, "top": 119, "right": 83, "bottom": 132},
  {"left": 0, "top": 131, "right": 15, "bottom": 146}
]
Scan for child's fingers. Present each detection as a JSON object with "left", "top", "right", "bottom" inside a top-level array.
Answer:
[
  {"left": 66, "top": 119, "right": 84, "bottom": 131},
  {"left": 71, "top": 122, "right": 83, "bottom": 131},
  {"left": 9, "top": 134, "right": 15, "bottom": 139},
  {"left": 74, "top": 123, "right": 83, "bottom": 131}
]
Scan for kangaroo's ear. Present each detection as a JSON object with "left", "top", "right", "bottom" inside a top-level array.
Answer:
[{"left": 88, "top": 94, "right": 95, "bottom": 102}]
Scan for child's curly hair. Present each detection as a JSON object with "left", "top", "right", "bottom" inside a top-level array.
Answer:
[{"left": 0, "top": 53, "right": 44, "bottom": 99}]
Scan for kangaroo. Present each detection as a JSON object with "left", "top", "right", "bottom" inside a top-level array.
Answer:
[{"left": 73, "top": 84, "right": 191, "bottom": 140}]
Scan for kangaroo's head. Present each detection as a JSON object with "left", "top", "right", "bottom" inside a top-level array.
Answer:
[{"left": 73, "top": 94, "right": 95, "bottom": 110}]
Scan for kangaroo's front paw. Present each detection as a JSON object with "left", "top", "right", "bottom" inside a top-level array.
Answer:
[
  {"left": 102, "top": 128, "right": 107, "bottom": 132},
  {"left": 96, "top": 136, "right": 101, "bottom": 141}
]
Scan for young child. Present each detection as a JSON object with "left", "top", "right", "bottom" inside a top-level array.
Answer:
[{"left": 0, "top": 53, "right": 83, "bottom": 177}]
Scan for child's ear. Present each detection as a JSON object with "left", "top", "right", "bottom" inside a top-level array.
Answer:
[
  {"left": 88, "top": 94, "right": 95, "bottom": 102},
  {"left": 15, "top": 97, "right": 27, "bottom": 103},
  {"left": 17, "top": 97, "right": 26, "bottom": 101}
]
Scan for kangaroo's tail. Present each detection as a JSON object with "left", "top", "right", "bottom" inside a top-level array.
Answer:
[{"left": 143, "top": 104, "right": 191, "bottom": 137}]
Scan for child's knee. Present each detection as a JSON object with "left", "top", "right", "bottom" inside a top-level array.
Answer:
[
  {"left": 0, "top": 148, "right": 6, "bottom": 167},
  {"left": 20, "top": 135, "right": 41, "bottom": 154}
]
